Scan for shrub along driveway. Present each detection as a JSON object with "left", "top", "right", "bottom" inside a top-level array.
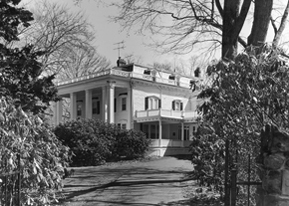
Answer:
[{"left": 58, "top": 156, "right": 198, "bottom": 206}]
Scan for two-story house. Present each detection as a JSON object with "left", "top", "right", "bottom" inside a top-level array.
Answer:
[{"left": 53, "top": 60, "right": 202, "bottom": 156}]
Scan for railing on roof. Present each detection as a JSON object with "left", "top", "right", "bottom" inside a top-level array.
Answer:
[
  {"left": 57, "top": 70, "right": 111, "bottom": 86},
  {"left": 57, "top": 68, "right": 191, "bottom": 88}
]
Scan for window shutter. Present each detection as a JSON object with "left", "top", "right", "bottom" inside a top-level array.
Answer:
[
  {"left": 172, "top": 101, "right": 175, "bottom": 110},
  {"left": 159, "top": 99, "right": 161, "bottom": 108},
  {"left": 145, "top": 97, "right": 148, "bottom": 110},
  {"left": 180, "top": 102, "right": 183, "bottom": 111}
]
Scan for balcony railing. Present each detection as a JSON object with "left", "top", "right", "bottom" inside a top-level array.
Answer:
[{"left": 135, "top": 109, "right": 199, "bottom": 120}]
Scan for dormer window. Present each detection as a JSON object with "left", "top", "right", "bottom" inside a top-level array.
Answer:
[
  {"left": 144, "top": 70, "right": 151, "bottom": 75},
  {"left": 169, "top": 75, "right": 175, "bottom": 80},
  {"left": 172, "top": 100, "right": 183, "bottom": 111}
]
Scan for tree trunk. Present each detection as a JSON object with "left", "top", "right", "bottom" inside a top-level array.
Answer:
[
  {"left": 248, "top": 0, "right": 273, "bottom": 47},
  {"left": 222, "top": 0, "right": 240, "bottom": 60}
]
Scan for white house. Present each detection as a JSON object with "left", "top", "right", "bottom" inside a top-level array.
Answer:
[{"left": 53, "top": 60, "right": 202, "bottom": 156}]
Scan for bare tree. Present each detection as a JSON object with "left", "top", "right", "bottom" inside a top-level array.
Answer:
[
  {"left": 110, "top": 0, "right": 289, "bottom": 60},
  {"left": 22, "top": 0, "right": 110, "bottom": 80},
  {"left": 55, "top": 44, "right": 110, "bottom": 80}
]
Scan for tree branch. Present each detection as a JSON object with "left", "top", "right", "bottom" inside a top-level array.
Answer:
[
  {"left": 273, "top": 0, "right": 289, "bottom": 47},
  {"left": 270, "top": 17, "right": 278, "bottom": 34},
  {"left": 232, "top": 0, "right": 251, "bottom": 44},
  {"left": 215, "top": 0, "right": 223, "bottom": 18}
]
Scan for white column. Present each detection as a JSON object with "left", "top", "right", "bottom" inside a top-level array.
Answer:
[
  {"left": 181, "top": 121, "right": 185, "bottom": 147},
  {"left": 56, "top": 100, "right": 63, "bottom": 125},
  {"left": 102, "top": 86, "right": 108, "bottom": 122},
  {"left": 127, "top": 87, "right": 132, "bottom": 129},
  {"left": 159, "top": 119, "right": 162, "bottom": 147},
  {"left": 52, "top": 102, "right": 57, "bottom": 125},
  {"left": 85, "top": 89, "right": 92, "bottom": 119},
  {"left": 107, "top": 81, "right": 115, "bottom": 124},
  {"left": 70, "top": 92, "right": 77, "bottom": 120}
]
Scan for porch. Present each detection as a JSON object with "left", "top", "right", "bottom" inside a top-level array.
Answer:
[{"left": 135, "top": 118, "right": 196, "bottom": 157}]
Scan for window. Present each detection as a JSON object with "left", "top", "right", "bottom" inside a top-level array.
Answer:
[
  {"left": 121, "top": 97, "right": 127, "bottom": 111},
  {"left": 114, "top": 98, "right": 117, "bottom": 112},
  {"left": 150, "top": 124, "right": 159, "bottom": 139},
  {"left": 122, "top": 124, "right": 126, "bottom": 130},
  {"left": 172, "top": 100, "right": 183, "bottom": 111},
  {"left": 184, "top": 126, "right": 190, "bottom": 140},
  {"left": 117, "top": 123, "right": 126, "bottom": 130},
  {"left": 145, "top": 96, "right": 161, "bottom": 110},
  {"left": 77, "top": 103, "right": 82, "bottom": 116},
  {"left": 178, "top": 125, "right": 190, "bottom": 140},
  {"left": 92, "top": 100, "right": 100, "bottom": 115}
]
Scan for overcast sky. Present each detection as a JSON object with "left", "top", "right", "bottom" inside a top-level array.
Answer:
[
  {"left": 21, "top": 0, "right": 289, "bottom": 74},
  {"left": 22, "top": 0, "right": 192, "bottom": 69}
]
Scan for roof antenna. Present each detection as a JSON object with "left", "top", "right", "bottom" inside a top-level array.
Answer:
[
  {"left": 114, "top": 41, "right": 127, "bottom": 67},
  {"left": 113, "top": 41, "right": 125, "bottom": 58}
]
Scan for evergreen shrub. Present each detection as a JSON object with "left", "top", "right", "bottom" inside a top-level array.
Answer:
[{"left": 54, "top": 119, "right": 150, "bottom": 166}]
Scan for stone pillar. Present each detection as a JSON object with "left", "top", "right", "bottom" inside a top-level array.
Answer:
[
  {"left": 85, "top": 89, "right": 92, "bottom": 119},
  {"left": 256, "top": 124, "right": 289, "bottom": 206},
  {"left": 70, "top": 92, "right": 77, "bottom": 120},
  {"left": 102, "top": 86, "right": 108, "bottom": 122},
  {"left": 107, "top": 81, "right": 115, "bottom": 124},
  {"left": 56, "top": 100, "right": 63, "bottom": 125}
]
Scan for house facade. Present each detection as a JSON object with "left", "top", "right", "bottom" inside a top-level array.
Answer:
[{"left": 53, "top": 62, "right": 202, "bottom": 156}]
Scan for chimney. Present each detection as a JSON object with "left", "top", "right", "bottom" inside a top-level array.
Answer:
[
  {"left": 117, "top": 57, "right": 126, "bottom": 67},
  {"left": 194, "top": 67, "right": 201, "bottom": 78}
]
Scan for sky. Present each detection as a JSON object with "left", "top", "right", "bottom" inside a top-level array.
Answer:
[
  {"left": 20, "top": 0, "right": 289, "bottom": 74},
  {"left": 22, "top": 0, "right": 190, "bottom": 69}
]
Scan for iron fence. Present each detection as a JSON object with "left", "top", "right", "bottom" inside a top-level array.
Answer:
[
  {"left": 0, "top": 154, "right": 21, "bottom": 206},
  {"left": 224, "top": 140, "right": 261, "bottom": 206}
]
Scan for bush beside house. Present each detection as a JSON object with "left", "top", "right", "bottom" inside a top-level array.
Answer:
[{"left": 54, "top": 119, "right": 150, "bottom": 166}]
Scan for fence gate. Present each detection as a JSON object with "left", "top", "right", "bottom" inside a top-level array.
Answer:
[
  {"left": 0, "top": 154, "right": 21, "bottom": 206},
  {"left": 224, "top": 140, "right": 261, "bottom": 206}
]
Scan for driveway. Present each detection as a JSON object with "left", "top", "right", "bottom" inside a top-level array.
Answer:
[{"left": 59, "top": 156, "right": 197, "bottom": 206}]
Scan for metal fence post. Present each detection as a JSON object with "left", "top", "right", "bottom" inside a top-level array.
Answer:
[
  {"left": 18, "top": 154, "right": 21, "bottom": 206},
  {"left": 225, "top": 139, "right": 230, "bottom": 206},
  {"left": 248, "top": 154, "right": 251, "bottom": 206},
  {"left": 231, "top": 169, "right": 237, "bottom": 206}
]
